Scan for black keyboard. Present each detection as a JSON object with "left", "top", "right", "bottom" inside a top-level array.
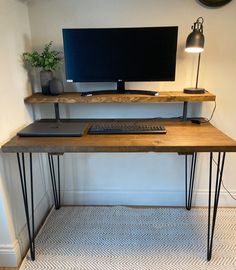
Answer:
[{"left": 88, "top": 123, "right": 166, "bottom": 134}]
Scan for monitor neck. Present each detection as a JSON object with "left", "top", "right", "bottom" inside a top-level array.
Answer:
[{"left": 117, "top": 80, "right": 125, "bottom": 93}]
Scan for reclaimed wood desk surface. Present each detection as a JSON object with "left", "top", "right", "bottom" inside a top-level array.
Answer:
[{"left": 2, "top": 120, "right": 236, "bottom": 154}]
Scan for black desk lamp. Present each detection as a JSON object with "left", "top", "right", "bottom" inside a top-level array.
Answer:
[{"left": 184, "top": 17, "right": 205, "bottom": 94}]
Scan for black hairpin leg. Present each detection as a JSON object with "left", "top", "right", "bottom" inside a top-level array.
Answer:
[
  {"left": 185, "top": 153, "right": 197, "bottom": 210},
  {"left": 183, "top": 101, "right": 188, "bottom": 121},
  {"left": 17, "top": 153, "right": 35, "bottom": 261},
  {"left": 207, "top": 152, "right": 226, "bottom": 261},
  {"left": 48, "top": 154, "right": 61, "bottom": 209}
]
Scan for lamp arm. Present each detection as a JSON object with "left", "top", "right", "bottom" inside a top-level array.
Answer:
[{"left": 195, "top": 53, "right": 201, "bottom": 89}]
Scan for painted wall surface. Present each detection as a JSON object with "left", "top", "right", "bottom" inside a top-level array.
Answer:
[
  {"left": 26, "top": 0, "right": 236, "bottom": 207},
  {"left": 0, "top": 0, "right": 52, "bottom": 266}
]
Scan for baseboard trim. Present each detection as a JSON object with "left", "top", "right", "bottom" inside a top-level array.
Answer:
[
  {"left": 62, "top": 189, "right": 236, "bottom": 207},
  {"left": 0, "top": 240, "right": 21, "bottom": 267},
  {"left": 0, "top": 189, "right": 52, "bottom": 267},
  {"left": 16, "top": 190, "right": 52, "bottom": 259}
]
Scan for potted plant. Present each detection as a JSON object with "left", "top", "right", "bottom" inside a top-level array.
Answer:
[{"left": 23, "top": 41, "right": 63, "bottom": 95}]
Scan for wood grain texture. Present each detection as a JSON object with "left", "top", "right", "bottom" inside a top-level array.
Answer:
[
  {"left": 24, "top": 91, "right": 216, "bottom": 104},
  {"left": 2, "top": 120, "right": 236, "bottom": 153},
  {"left": 0, "top": 267, "right": 19, "bottom": 270}
]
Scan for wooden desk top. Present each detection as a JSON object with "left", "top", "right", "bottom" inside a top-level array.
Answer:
[
  {"left": 2, "top": 120, "right": 236, "bottom": 154},
  {"left": 24, "top": 91, "right": 216, "bottom": 104}
]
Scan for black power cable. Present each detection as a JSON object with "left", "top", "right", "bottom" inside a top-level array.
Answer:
[{"left": 191, "top": 101, "right": 216, "bottom": 124}]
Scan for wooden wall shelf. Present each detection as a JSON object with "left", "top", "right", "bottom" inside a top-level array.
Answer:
[{"left": 24, "top": 91, "right": 216, "bottom": 104}]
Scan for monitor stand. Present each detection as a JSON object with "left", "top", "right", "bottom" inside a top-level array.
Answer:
[{"left": 81, "top": 80, "right": 159, "bottom": 96}]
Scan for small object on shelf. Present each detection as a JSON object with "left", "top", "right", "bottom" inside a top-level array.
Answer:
[
  {"left": 49, "top": 78, "right": 64, "bottom": 95},
  {"left": 184, "top": 17, "right": 206, "bottom": 94},
  {"left": 184, "top": 87, "right": 205, "bottom": 94},
  {"left": 40, "top": 70, "right": 53, "bottom": 95}
]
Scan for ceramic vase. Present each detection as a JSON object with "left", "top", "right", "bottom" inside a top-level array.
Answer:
[
  {"left": 40, "top": 70, "right": 53, "bottom": 95},
  {"left": 49, "top": 78, "right": 64, "bottom": 95}
]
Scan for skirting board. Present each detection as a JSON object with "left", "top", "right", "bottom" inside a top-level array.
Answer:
[
  {"left": 16, "top": 191, "right": 52, "bottom": 257},
  {"left": 0, "top": 240, "right": 21, "bottom": 267},
  {"left": 62, "top": 189, "right": 236, "bottom": 207},
  {"left": 0, "top": 191, "right": 52, "bottom": 267}
]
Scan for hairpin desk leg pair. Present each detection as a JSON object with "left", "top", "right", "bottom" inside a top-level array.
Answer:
[
  {"left": 185, "top": 152, "right": 226, "bottom": 261},
  {"left": 185, "top": 153, "right": 197, "bottom": 211},
  {"left": 48, "top": 154, "right": 61, "bottom": 210},
  {"left": 16, "top": 152, "right": 62, "bottom": 261},
  {"left": 207, "top": 152, "right": 226, "bottom": 261}
]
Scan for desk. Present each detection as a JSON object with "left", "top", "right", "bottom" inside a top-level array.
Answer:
[{"left": 2, "top": 119, "right": 236, "bottom": 261}]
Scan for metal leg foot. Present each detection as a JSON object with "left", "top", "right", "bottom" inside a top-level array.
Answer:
[
  {"left": 48, "top": 154, "right": 61, "bottom": 209},
  {"left": 185, "top": 153, "right": 197, "bottom": 210},
  {"left": 17, "top": 153, "right": 35, "bottom": 261},
  {"left": 207, "top": 152, "right": 226, "bottom": 261}
]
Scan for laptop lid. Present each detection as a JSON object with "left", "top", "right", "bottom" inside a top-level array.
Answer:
[{"left": 17, "top": 121, "right": 89, "bottom": 137}]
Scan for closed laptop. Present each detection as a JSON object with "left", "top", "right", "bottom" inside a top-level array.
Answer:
[{"left": 17, "top": 121, "right": 88, "bottom": 137}]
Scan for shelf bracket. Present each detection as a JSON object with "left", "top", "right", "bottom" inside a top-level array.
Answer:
[
  {"left": 183, "top": 101, "right": 188, "bottom": 121},
  {"left": 54, "top": 103, "right": 60, "bottom": 121}
]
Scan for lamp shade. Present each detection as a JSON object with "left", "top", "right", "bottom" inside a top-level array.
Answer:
[
  {"left": 185, "top": 17, "right": 205, "bottom": 53},
  {"left": 185, "top": 30, "right": 205, "bottom": 53}
]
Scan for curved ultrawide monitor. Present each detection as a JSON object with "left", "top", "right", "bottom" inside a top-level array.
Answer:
[{"left": 63, "top": 27, "right": 178, "bottom": 83}]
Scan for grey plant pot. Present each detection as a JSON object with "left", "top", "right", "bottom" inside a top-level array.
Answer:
[
  {"left": 49, "top": 78, "right": 64, "bottom": 95},
  {"left": 40, "top": 70, "right": 53, "bottom": 95}
]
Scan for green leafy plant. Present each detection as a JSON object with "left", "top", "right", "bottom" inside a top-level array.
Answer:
[{"left": 23, "top": 41, "right": 63, "bottom": 71}]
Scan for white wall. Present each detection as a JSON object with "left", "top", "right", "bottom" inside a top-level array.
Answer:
[
  {"left": 0, "top": 0, "right": 52, "bottom": 266},
  {"left": 26, "top": 0, "right": 236, "bottom": 207}
]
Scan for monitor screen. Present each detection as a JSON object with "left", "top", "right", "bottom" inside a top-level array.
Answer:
[{"left": 62, "top": 27, "right": 178, "bottom": 83}]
